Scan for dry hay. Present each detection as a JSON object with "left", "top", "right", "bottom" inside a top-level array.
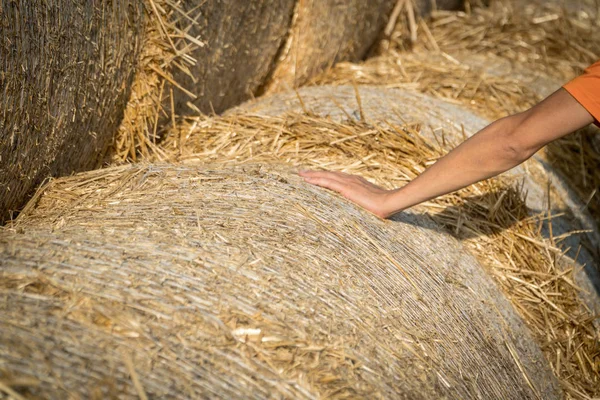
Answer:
[
  {"left": 262, "top": 0, "right": 396, "bottom": 94},
  {"left": 368, "top": 0, "right": 600, "bottom": 238},
  {"left": 113, "top": 0, "right": 295, "bottom": 162},
  {"left": 310, "top": 50, "right": 549, "bottom": 121},
  {"left": 1, "top": 163, "right": 562, "bottom": 399},
  {"left": 171, "top": 0, "right": 296, "bottom": 115},
  {"left": 0, "top": 0, "right": 145, "bottom": 223},
  {"left": 155, "top": 107, "right": 600, "bottom": 396},
  {"left": 380, "top": 0, "right": 600, "bottom": 81},
  {"left": 265, "top": 0, "right": 440, "bottom": 94},
  {"left": 222, "top": 86, "right": 600, "bottom": 312}
]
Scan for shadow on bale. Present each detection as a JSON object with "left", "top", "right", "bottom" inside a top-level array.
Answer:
[{"left": 399, "top": 188, "right": 530, "bottom": 241}]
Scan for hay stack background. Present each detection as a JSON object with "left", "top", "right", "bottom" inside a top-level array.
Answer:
[
  {"left": 171, "top": 0, "right": 296, "bottom": 115},
  {"left": 0, "top": 0, "right": 145, "bottom": 223},
  {"left": 260, "top": 0, "right": 463, "bottom": 94},
  {"left": 112, "top": 0, "right": 296, "bottom": 161},
  {"left": 111, "top": 0, "right": 467, "bottom": 162},
  {"left": 1, "top": 163, "right": 561, "bottom": 399}
]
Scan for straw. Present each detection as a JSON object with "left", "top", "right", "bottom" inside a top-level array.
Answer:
[
  {"left": 0, "top": 0, "right": 144, "bottom": 223},
  {"left": 155, "top": 111, "right": 599, "bottom": 398},
  {"left": 112, "top": 0, "right": 200, "bottom": 162},
  {"left": 2, "top": 162, "right": 561, "bottom": 399}
]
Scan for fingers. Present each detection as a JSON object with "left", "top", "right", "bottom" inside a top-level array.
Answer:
[
  {"left": 302, "top": 174, "right": 348, "bottom": 195},
  {"left": 299, "top": 170, "right": 360, "bottom": 188}
]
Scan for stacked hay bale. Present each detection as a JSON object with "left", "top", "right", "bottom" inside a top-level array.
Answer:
[
  {"left": 112, "top": 0, "right": 296, "bottom": 161},
  {"left": 114, "top": 0, "right": 396, "bottom": 162},
  {"left": 4, "top": 0, "right": 462, "bottom": 220},
  {"left": 0, "top": 0, "right": 145, "bottom": 223},
  {"left": 157, "top": 86, "right": 600, "bottom": 397},
  {"left": 262, "top": 0, "right": 463, "bottom": 94},
  {"left": 113, "top": 0, "right": 466, "bottom": 162},
  {"left": 1, "top": 163, "right": 561, "bottom": 398}
]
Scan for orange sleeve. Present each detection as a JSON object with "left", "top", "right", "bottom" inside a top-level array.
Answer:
[{"left": 563, "top": 60, "right": 600, "bottom": 127}]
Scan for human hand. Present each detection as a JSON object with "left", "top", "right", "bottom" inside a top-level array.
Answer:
[{"left": 299, "top": 170, "right": 397, "bottom": 218}]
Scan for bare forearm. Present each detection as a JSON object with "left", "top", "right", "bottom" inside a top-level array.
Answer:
[
  {"left": 300, "top": 88, "right": 594, "bottom": 219},
  {"left": 384, "top": 114, "right": 531, "bottom": 213}
]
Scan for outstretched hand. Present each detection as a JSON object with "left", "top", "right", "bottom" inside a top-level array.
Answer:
[{"left": 299, "top": 170, "right": 397, "bottom": 218}]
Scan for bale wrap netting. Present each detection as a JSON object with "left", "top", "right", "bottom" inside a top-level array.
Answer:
[
  {"left": 0, "top": 163, "right": 560, "bottom": 399},
  {"left": 0, "top": 0, "right": 145, "bottom": 223},
  {"left": 170, "top": 0, "right": 296, "bottom": 115}
]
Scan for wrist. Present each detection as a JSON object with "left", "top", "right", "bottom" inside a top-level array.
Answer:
[{"left": 382, "top": 183, "right": 427, "bottom": 217}]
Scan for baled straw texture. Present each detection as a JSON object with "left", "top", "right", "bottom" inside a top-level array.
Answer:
[
  {"left": 310, "top": 50, "right": 553, "bottom": 121},
  {"left": 172, "top": 0, "right": 296, "bottom": 114},
  {"left": 382, "top": 0, "right": 600, "bottom": 81},
  {"left": 226, "top": 86, "right": 600, "bottom": 292},
  {"left": 1, "top": 163, "right": 561, "bottom": 399},
  {"left": 262, "top": 0, "right": 399, "bottom": 94},
  {"left": 0, "top": 0, "right": 145, "bottom": 223},
  {"left": 157, "top": 92, "right": 600, "bottom": 397},
  {"left": 113, "top": 0, "right": 295, "bottom": 162}
]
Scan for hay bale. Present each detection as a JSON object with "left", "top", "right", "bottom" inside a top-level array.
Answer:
[
  {"left": 171, "top": 0, "right": 296, "bottom": 115},
  {"left": 0, "top": 0, "right": 145, "bottom": 223},
  {"left": 395, "top": 0, "right": 599, "bottom": 81},
  {"left": 113, "top": 0, "right": 295, "bottom": 161},
  {"left": 309, "top": 50, "right": 561, "bottom": 120},
  {"left": 226, "top": 85, "right": 600, "bottom": 317},
  {"left": 157, "top": 109, "right": 599, "bottom": 396},
  {"left": 263, "top": 0, "right": 463, "bottom": 94},
  {"left": 1, "top": 163, "right": 561, "bottom": 399}
]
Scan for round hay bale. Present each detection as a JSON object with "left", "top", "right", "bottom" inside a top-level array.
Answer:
[
  {"left": 228, "top": 85, "right": 600, "bottom": 316},
  {"left": 309, "top": 50, "right": 561, "bottom": 119},
  {"left": 172, "top": 0, "right": 296, "bottom": 115},
  {"left": 112, "top": 0, "right": 295, "bottom": 161},
  {"left": 263, "top": 0, "right": 461, "bottom": 94},
  {"left": 0, "top": 0, "right": 145, "bottom": 223},
  {"left": 1, "top": 163, "right": 561, "bottom": 399}
]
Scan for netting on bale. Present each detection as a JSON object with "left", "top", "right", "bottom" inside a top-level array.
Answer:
[
  {"left": 112, "top": 0, "right": 296, "bottom": 162},
  {"left": 1, "top": 163, "right": 561, "bottom": 399},
  {"left": 0, "top": 0, "right": 145, "bottom": 223},
  {"left": 155, "top": 86, "right": 600, "bottom": 397}
]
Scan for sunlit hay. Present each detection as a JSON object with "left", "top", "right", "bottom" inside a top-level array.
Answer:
[
  {"left": 2, "top": 162, "right": 562, "bottom": 398},
  {"left": 262, "top": 0, "right": 397, "bottom": 94},
  {"left": 309, "top": 51, "right": 544, "bottom": 120},
  {"left": 381, "top": 0, "right": 599, "bottom": 81},
  {"left": 158, "top": 113, "right": 599, "bottom": 398}
]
